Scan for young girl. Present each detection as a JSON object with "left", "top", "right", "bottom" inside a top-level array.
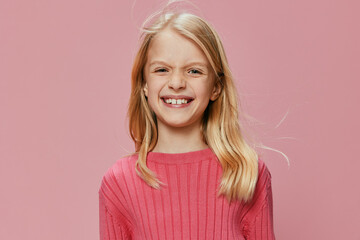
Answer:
[{"left": 99, "top": 6, "right": 275, "bottom": 240}]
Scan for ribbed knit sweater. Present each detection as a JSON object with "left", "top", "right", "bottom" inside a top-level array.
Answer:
[{"left": 99, "top": 148, "right": 275, "bottom": 239}]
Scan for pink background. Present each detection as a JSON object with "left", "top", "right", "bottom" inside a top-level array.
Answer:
[{"left": 1, "top": 0, "right": 359, "bottom": 239}]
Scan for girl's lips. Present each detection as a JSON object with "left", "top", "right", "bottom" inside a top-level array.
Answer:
[{"left": 160, "top": 95, "right": 194, "bottom": 100}]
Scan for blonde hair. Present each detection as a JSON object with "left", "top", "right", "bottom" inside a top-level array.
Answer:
[{"left": 128, "top": 8, "right": 259, "bottom": 203}]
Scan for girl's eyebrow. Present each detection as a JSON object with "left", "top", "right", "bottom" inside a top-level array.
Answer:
[
  {"left": 149, "top": 60, "right": 208, "bottom": 68},
  {"left": 149, "top": 60, "right": 170, "bottom": 67},
  {"left": 184, "top": 61, "right": 208, "bottom": 68}
]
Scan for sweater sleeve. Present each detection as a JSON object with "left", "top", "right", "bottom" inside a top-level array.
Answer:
[
  {"left": 241, "top": 160, "right": 275, "bottom": 240},
  {"left": 99, "top": 166, "right": 132, "bottom": 240},
  {"left": 99, "top": 191, "right": 131, "bottom": 239}
]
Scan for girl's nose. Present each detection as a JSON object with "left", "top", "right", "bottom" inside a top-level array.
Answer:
[{"left": 168, "top": 72, "right": 186, "bottom": 90}]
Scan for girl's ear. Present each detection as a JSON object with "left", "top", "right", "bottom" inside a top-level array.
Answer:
[
  {"left": 210, "top": 80, "right": 222, "bottom": 101},
  {"left": 143, "top": 83, "right": 148, "bottom": 97}
]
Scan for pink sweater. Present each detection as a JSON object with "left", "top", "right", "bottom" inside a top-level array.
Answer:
[{"left": 99, "top": 148, "right": 275, "bottom": 239}]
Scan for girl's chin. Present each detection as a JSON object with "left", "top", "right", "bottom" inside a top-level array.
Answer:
[{"left": 156, "top": 117, "right": 202, "bottom": 130}]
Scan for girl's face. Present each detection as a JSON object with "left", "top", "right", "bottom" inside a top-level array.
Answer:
[{"left": 143, "top": 27, "right": 220, "bottom": 131}]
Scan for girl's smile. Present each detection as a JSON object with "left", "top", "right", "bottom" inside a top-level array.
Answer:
[{"left": 161, "top": 95, "right": 194, "bottom": 108}]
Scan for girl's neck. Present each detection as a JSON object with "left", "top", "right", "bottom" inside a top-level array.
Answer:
[{"left": 152, "top": 121, "right": 208, "bottom": 154}]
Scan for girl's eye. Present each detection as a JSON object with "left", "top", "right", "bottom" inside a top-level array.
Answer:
[
  {"left": 189, "top": 69, "right": 202, "bottom": 74},
  {"left": 155, "top": 68, "right": 168, "bottom": 73}
]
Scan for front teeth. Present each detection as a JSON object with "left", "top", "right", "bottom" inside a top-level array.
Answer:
[{"left": 165, "top": 99, "right": 188, "bottom": 104}]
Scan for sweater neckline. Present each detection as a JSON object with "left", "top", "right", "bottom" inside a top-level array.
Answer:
[{"left": 146, "top": 147, "right": 214, "bottom": 164}]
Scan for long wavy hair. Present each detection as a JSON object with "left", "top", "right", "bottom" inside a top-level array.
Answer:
[{"left": 127, "top": 9, "right": 259, "bottom": 203}]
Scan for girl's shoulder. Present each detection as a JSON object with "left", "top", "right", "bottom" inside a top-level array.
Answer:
[
  {"left": 257, "top": 158, "right": 272, "bottom": 181},
  {"left": 100, "top": 153, "right": 139, "bottom": 186},
  {"left": 99, "top": 154, "right": 139, "bottom": 223},
  {"left": 238, "top": 158, "right": 273, "bottom": 221},
  {"left": 241, "top": 158, "right": 272, "bottom": 207},
  {"left": 251, "top": 158, "right": 273, "bottom": 206}
]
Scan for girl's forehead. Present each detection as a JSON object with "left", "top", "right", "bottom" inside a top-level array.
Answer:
[{"left": 147, "top": 28, "right": 210, "bottom": 66}]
